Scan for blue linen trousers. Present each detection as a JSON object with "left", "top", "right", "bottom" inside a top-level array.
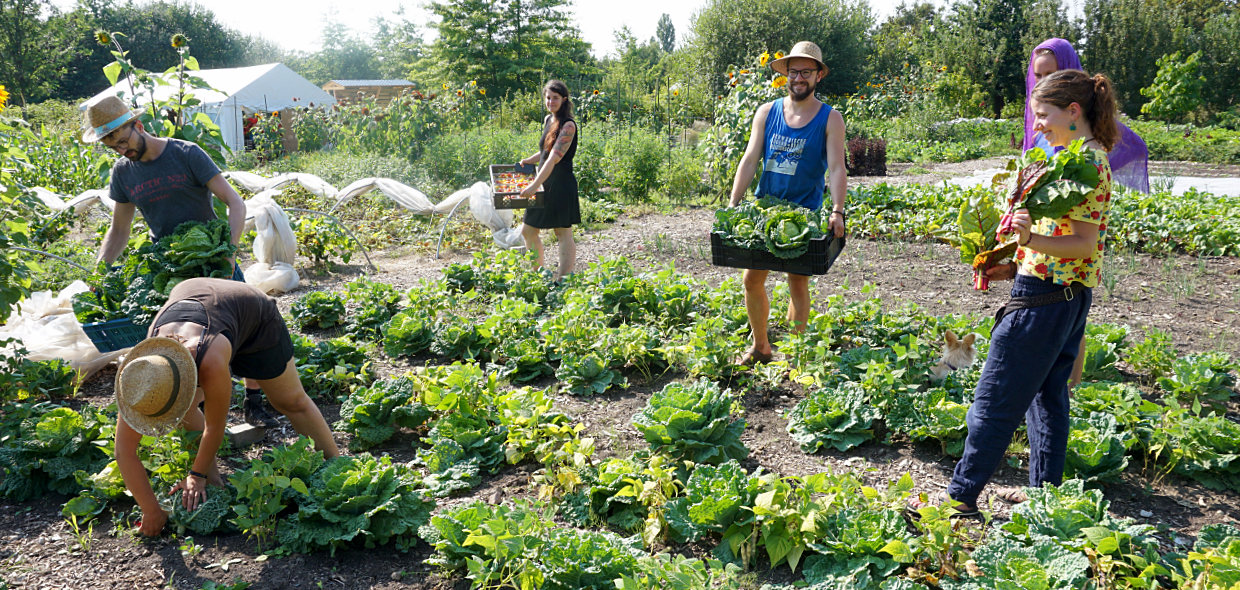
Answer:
[{"left": 947, "top": 274, "right": 1092, "bottom": 506}]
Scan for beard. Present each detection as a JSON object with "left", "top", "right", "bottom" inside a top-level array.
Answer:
[
  {"left": 788, "top": 81, "right": 814, "bottom": 102},
  {"left": 124, "top": 135, "right": 148, "bottom": 161}
]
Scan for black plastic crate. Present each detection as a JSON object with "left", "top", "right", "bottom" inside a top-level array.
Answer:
[
  {"left": 81, "top": 317, "right": 148, "bottom": 353},
  {"left": 489, "top": 163, "right": 545, "bottom": 209},
  {"left": 710, "top": 232, "right": 845, "bottom": 275}
]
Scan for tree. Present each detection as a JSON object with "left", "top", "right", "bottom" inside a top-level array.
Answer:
[
  {"left": 689, "top": 0, "right": 874, "bottom": 97},
  {"left": 870, "top": 2, "right": 940, "bottom": 79},
  {"left": 372, "top": 9, "right": 426, "bottom": 80},
  {"left": 656, "top": 13, "right": 675, "bottom": 53},
  {"left": 1140, "top": 50, "right": 1205, "bottom": 123},
  {"left": 934, "top": 0, "right": 1032, "bottom": 117},
  {"left": 289, "top": 14, "right": 381, "bottom": 85},
  {"left": 428, "top": 0, "right": 596, "bottom": 97},
  {"left": 0, "top": 0, "right": 81, "bottom": 108},
  {"left": 1082, "top": 0, "right": 1193, "bottom": 115}
]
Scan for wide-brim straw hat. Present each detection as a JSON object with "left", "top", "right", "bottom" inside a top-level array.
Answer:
[
  {"left": 81, "top": 95, "right": 143, "bottom": 143},
  {"left": 116, "top": 337, "right": 197, "bottom": 437},
  {"left": 770, "top": 41, "right": 830, "bottom": 77}
]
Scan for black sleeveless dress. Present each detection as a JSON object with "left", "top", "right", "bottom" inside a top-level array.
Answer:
[{"left": 524, "top": 115, "right": 580, "bottom": 229}]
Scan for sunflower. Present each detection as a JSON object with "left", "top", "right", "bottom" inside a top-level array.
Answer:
[
  {"left": 758, "top": 51, "right": 770, "bottom": 67},
  {"left": 673, "top": 89, "right": 679, "bottom": 96},
  {"left": 774, "top": 51, "right": 784, "bottom": 59},
  {"left": 0, "top": 84, "right": 8, "bottom": 108},
  {"left": 456, "top": 90, "right": 463, "bottom": 96},
  {"left": 470, "top": 80, "right": 477, "bottom": 86},
  {"left": 772, "top": 75, "right": 787, "bottom": 89},
  {"left": 479, "top": 88, "right": 486, "bottom": 95},
  {"left": 442, "top": 82, "right": 449, "bottom": 90},
  {"left": 94, "top": 30, "right": 111, "bottom": 45},
  {"left": 593, "top": 89, "right": 600, "bottom": 95},
  {"left": 171, "top": 33, "right": 188, "bottom": 49}
]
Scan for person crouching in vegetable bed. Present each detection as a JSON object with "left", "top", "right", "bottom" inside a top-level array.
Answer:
[
  {"left": 113, "top": 277, "right": 340, "bottom": 536},
  {"left": 727, "top": 41, "right": 847, "bottom": 365},
  {"left": 914, "top": 70, "right": 1117, "bottom": 516}
]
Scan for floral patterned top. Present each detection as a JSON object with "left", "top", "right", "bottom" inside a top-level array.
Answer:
[{"left": 1015, "top": 149, "right": 1112, "bottom": 288}]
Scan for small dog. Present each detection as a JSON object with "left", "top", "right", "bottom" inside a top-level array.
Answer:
[{"left": 931, "top": 330, "right": 978, "bottom": 382}]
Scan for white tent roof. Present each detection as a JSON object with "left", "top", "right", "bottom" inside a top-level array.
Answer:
[
  {"left": 84, "top": 63, "right": 334, "bottom": 111},
  {"left": 82, "top": 63, "right": 335, "bottom": 153}
]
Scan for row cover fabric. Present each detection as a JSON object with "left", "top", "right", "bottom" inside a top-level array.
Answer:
[{"left": 0, "top": 281, "right": 123, "bottom": 380}]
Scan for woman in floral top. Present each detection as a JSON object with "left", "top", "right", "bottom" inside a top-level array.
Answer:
[{"left": 916, "top": 70, "right": 1120, "bottom": 516}]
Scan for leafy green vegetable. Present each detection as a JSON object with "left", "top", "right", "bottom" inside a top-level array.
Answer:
[
  {"left": 278, "top": 454, "right": 433, "bottom": 554},
  {"left": 787, "top": 383, "right": 880, "bottom": 453},
  {"left": 291, "top": 290, "right": 347, "bottom": 331},
  {"left": 293, "top": 335, "right": 373, "bottom": 400},
  {"left": 555, "top": 351, "right": 626, "bottom": 396},
  {"left": 1064, "top": 413, "right": 1133, "bottom": 485},
  {"left": 664, "top": 460, "right": 759, "bottom": 544},
  {"left": 714, "top": 197, "right": 825, "bottom": 258},
  {"left": 382, "top": 310, "right": 435, "bottom": 358},
  {"left": 163, "top": 485, "right": 238, "bottom": 536},
  {"left": 1157, "top": 351, "right": 1236, "bottom": 413},
  {"left": 940, "top": 534, "right": 1091, "bottom": 590},
  {"left": 0, "top": 405, "right": 112, "bottom": 501},
  {"left": 632, "top": 379, "right": 748, "bottom": 465},
  {"left": 335, "top": 375, "right": 432, "bottom": 450}
]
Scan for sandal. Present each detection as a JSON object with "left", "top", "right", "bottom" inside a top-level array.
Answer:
[
  {"left": 994, "top": 487, "right": 1028, "bottom": 504},
  {"left": 738, "top": 348, "right": 775, "bottom": 366},
  {"left": 907, "top": 491, "right": 980, "bottom": 519}
]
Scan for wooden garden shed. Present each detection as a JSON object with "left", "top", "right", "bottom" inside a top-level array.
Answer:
[{"left": 322, "top": 79, "right": 416, "bottom": 104}]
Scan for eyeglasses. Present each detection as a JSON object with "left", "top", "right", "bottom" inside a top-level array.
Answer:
[
  {"left": 786, "top": 68, "right": 819, "bottom": 80},
  {"left": 102, "top": 124, "right": 134, "bottom": 146}
]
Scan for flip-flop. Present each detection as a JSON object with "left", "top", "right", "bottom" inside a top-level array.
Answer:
[
  {"left": 738, "top": 349, "right": 774, "bottom": 366},
  {"left": 906, "top": 491, "right": 980, "bottom": 519},
  {"left": 995, "top": 487, "right": 1028, "bottom": 504}
]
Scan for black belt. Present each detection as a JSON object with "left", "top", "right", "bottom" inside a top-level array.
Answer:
[{"left": 994, "top": 281, "right": 1086, "bottom": 324}]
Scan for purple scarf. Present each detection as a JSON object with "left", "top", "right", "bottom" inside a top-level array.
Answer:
[{"left": 1024, "top": 38, "right": 1150, "bottom": 193}]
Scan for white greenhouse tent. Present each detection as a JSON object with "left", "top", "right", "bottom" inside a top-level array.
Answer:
[{"left": 81, "top": 63, "right": 335, "bottom": 153}]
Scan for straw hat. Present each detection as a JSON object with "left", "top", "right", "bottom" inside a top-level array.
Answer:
[
  {"left": 770, "top": 41, "right": 829, "bottom": 77},
  {"left": 116, "top": 337, "right": 198, "bottom": 436},
  {"left": 81, "top": 95, "right": 142, "bottom": 143}
]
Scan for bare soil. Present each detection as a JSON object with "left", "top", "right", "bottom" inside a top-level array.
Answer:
[{"left": 4, "top": 159, "right": 1239, "bottom": 590}]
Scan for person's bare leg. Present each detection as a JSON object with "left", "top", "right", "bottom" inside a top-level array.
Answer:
[
  {"left": 786, "top": 273, "right": 811, "bottom": 334},
  {"left": 522, "top": 223, "right": 544, "bottom": 269},
  {"left": 743, "top": 269, "right": 773, "bottom": 356},
  {"left": 258, "top": 359, "right": 340, "bottom": 458},
  {"left": 1069, "top": 333, "right": 1086, "bottom": 388},
  {"left": 553, "top": 227, "right": 575, "bottom": 281}
]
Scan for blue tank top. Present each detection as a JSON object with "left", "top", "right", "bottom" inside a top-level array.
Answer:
[{"left": 756, "top": 98, "right": 831, "bottom": 210}]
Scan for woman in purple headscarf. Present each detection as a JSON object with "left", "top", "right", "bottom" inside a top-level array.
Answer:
[{"left": 1025, "top": 38, "right": 1150, "bottom": 193}]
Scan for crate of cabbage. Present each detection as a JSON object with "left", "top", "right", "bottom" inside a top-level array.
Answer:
[
  {"left": 711, "top": 198, "right": 845, "bottom": 275},
  {"left": 489, "top": 163, "right": 545, "bottom": 209}
]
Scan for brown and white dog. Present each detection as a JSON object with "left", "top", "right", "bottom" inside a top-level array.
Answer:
[{"left": 931, "top": 330, "right": 978, "bottom": 382}]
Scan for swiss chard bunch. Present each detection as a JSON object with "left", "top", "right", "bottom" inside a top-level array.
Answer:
[
  {"left": 631, "top": 379, "right": 748, "bottom": 465},
  {"left": 335, "top": 375, "right": 433, "bottom": 450},
  {"left": 785, "top": 382, "right": 879, "bottom": 453},
  {"left": 0, "top": 405, "right": 113, "bottom": 501},
  {"left": 278, "top": 454, "right": 433, "bottom": 554},
  {"left": 1000, "top": 140, "right": 1102, "bottom": 235}
]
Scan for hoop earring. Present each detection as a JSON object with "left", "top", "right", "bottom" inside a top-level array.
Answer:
[{"left": 1069, "top": 122, "right": 1077, "bottom": 131}]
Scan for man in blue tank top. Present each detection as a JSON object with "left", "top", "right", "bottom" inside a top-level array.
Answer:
[{"left": 727, "top": 41, "right": 847, "bottom": 365}]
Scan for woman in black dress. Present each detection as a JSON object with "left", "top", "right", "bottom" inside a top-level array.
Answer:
[{"left": 518, "top": 80, "right": 579, "bottom": 281}]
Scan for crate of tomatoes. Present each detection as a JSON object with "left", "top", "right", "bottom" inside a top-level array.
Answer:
[{"left": 489, "top": 163, "right": 545, "bottom": 209}]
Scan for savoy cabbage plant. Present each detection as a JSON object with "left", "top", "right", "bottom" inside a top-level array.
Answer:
[
  {"left": 632, "top": 379, "right": 748, "bottom": 465},
  {"left": 786, "top": 383, "right": 879, "bottom": 453}
]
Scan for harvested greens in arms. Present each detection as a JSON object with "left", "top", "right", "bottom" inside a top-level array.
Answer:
[
  {"left": 72, "top": 219, "right": 237, "bottom": 326},
  {"left": 960, "top": 139, "right": 1102, "bottom": 290},
  {"left": 714, "top": 197, "right": 824, "bottom": 259}
]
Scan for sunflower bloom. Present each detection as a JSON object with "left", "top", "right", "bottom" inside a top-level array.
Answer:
[
  {"left": 479, "top": 88, "right": 486, "bottom": 95},
  {"left": 171, "top": 33, "right": 188, "bottom": 49},
  {"left": 94, "top": 30, "right": 111, "bottom": 45},
  {"left": 772, "top": 75, "right": 787, "bottom": 89},
  {"left": 456, "top": 90, "right": 463, "bottom": 96},
  {"left": 470, "top": 80, "right": 477, "bottom": 86},
  {"left": 593, "top": 89, "right": 600, "bottom": 95},
  {"left": 774, "top": 51, "right": 785, "bottom": 59},
  {"left": 442, "top": 82, "right": 449, "bottom": 90},
  {"left": 759, "top": 51, "right": 770, "bottom": 67},
  {"left": 673, "top": 89, "right": 679, "bottom": 96},
  {"left": 740, "top": 69, "right": 750, "bottom": 74}
]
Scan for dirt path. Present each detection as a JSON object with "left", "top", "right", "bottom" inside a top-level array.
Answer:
[{"left": 3, "top": 175, "right": 1239, "bottom": 589}]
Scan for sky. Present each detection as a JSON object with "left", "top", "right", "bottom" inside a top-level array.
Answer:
[{"left": 54, "top": 0, "right": 929, "bottom": 58}]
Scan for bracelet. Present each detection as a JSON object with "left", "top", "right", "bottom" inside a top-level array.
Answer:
[
  {"left": 830, "top": 210, "right": 846, "bottom": 219},
  {"left": 1019, "top": 233, "right": 1032, "bottom": 247},
  {"left": 188, "top": 469, "right": 207, "bottom": 480}
]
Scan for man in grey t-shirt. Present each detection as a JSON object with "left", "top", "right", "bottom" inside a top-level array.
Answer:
[
  {"left": 82, "top": 96, "right": 276, "bottom": 428},
  {"left": 82, "top": 96, "right": 246, "bottom": 265}
]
